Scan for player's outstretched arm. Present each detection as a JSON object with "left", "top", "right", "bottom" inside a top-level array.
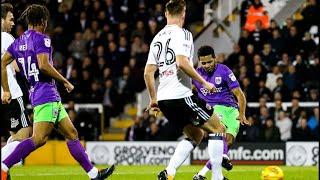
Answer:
[
  {"left": 1, "top": 52, "right": 14, "bottom": 103},
  {"left": 37, "top": 53, "right": 74, "bottom": 92},
  {"left": 176, "top": 55, "right": 216, "bottom": 92}
]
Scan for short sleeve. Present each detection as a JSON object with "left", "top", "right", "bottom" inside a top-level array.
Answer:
[
  {"left": 6, "top": 43, "right": 15, "bottom": 59},
  {"left": 171, "top": 29, "right": 192, "bottom": 57},
  {"left": 34, "top": 35, "right": 51, "bottom": 55},
  {"left": 146, "top": 46, "right": 157, "bottom": 65},
  {"left": 224, "top": 66, "right": 240, "bottom": 90},
  {"left": 1, "top": 33, "right": 15, "bottom": 58}
]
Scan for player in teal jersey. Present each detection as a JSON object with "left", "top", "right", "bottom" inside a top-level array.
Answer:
[
  {"left": 1, "top": 4, "right": 114, "bottom": 180},
  {"left": 192, "top": 46, "right": 251, "bottom": 180}
]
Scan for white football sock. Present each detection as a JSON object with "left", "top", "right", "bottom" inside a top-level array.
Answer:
[
  {"left": 166, "top": 138, "right": 195, "bottom": 176},
  {"left": 198, "top": 165, "right": 210, "bottom": 177},
  {"left": 1, "top": 141, "right": 20, "bottom": 162},
  {"left": 87, "top": 167, "right": 99, "bottom": 179},
  {"left": 208, "top": 133, "right": 224, "bottom": 180}
]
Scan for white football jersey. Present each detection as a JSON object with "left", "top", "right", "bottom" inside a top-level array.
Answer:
[
  {"left": 1, "top": 32, "right": 23, "bottom": 99},
  {"left": 147, "top": 24, "right": 194, "bottom": 101}
]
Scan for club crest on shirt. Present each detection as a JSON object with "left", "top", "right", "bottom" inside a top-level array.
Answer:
[
  {"left": 215, "top": 76, "right": 222, "bottom": 84},
  {"left": 53, "top": 108, "right": 59, "bottom": 118},
  {"left": 10, "top": 118, "right": 19, "bottom": 128}
]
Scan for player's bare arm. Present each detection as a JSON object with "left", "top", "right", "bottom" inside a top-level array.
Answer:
[
  {"left": 11, "top": 60, "right": 20, "bottom": 72},
  {"left": 144, "top": 64, "right": 160, "bottom": 113},
  {"left": 1, "top": 52, "right": 14, "bottom": 103},
  {"left": 37, "top": 53, "right": 74, "bottom": 93},
  {"left": 232, "top": 87, "right": 250, "bottom": 126},
  {"left": 176, "top": 55, "right": 216, "bottom": 92}
]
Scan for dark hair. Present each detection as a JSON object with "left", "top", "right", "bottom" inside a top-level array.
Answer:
[
  {"left": 165, "top": 0, "right": 186, "bottom": 16},
  {"left": 1, "top": 3, "right": 13, "bottom": 19},
  {"left": 19, "top": 4, "right": 49, "bottom": 26},
  {"left": 198, "top": 45, "right": 216, "bottom": 58}
]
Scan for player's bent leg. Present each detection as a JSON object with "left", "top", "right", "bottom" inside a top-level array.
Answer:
[
  {"left": 161, "top": 138, "right": 198, "bottom": 178},
  {"left": 58, "top": 116, "right": 114, "bottom": 180},
  {"left": 1, "top": 122, "right": 53, "bottom": 174},
  {"left": 159, "top": 125, "right": 201, "bottom": 179},
  {"left": 183, "top": 124, "right": 204, "bottom": 145},
  {"left": 221, "top": 134, "right": 234, "bottom": 171}
]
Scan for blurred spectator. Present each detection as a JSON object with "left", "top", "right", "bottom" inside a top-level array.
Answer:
[
  {"left": 125, "top": 116, "right": 146, "bottom": 141},
  {"left": 283, "top": 65, "right": 298, "bottom": 92},
  {"left": 240, "top": 0, "right": 252, "bottom": 27},
  {"left": 273, "top": 77, "right": 291, "bottom": 101},
  {"left": 292, "top": 118, "right": 313, "bottom": 141},
  {"left": 241, "top": 77, "right": 257, "bottom": 101},
  {"left": 308, "top": 107, "right": 319, "bottom": 138},
  {"left": 239, "top": 30, "right": 250, "bottom": 54},
  {"left": 258, "top": 105, "right": 270, "bottom": 125},
  {"left": 68, "top": 32, "right": 87, "bottom": 60},
  {"left": 265, "top": 66, "right": 282, "bottom": 91},
  {"left": 285, "top": 26, "right": 301, "bottom": 56},
  {"left": 262, "top": 118, "right": 281, "bottom": 142},
  {"left": 307, "top": 88, "right": 319, "bottom": 102},
  {"left": 302, "top": 32, "right": 317, "bottom": 57},
  {"left": 301, "top": 0, "right": 320, "bottom": 32},
  {"left": 103, "top": 79, "right": 120, "bottom": 127},
  {"left": 270, "top": 99, "right": 284, "bottom": 121},
  {"left": 146, "top": 121, "right": 162, "bottom": 141},
  {"left": 252, "top": 64, "right": 266, "bottom": 85},
  {"left": 238, "top": 116, "right": 261, "bottom": 142},
  {"left": 269, "top": 28, "right": 285, "bottom": 54},
  {"left": 244, "top": 0, "right": 269, "bottom": 32},
  {"left": 248, "top": 20, "right": 270, "bottom": 52},
  {"left": 260, "top": 43, "right": 278, "bottom": 68},
  {"left": 226, "top": 44, "right": 241, "bottom": 69},
  {"left": 275, "top": 111, "right": 292, "bottom": 141},
  {"left": 257, "top": 80, "right": 271, "bottom": 100},
  {"left": 288, "top": 98, "right": 303, "bottom": 127}
]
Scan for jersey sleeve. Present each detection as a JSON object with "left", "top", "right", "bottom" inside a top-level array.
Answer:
[
  {"left": 146, "top": 43, "right": 157, "bottom": 65},
  {"left": 34, "top": 35, "right": 51, "bottom": 55},
  {"left": 224, "top": 66, "right": 240, "bottom": 90},
  {"left": 171, "top": 29, "right": 193, "bottom": 57},
  {"left": 2, "top": 33, "right": 15, "bottom": 58}
]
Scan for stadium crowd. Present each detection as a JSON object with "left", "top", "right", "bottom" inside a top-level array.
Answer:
[{"left": 5, "top": 0, "right": 319, "bottom": 142}]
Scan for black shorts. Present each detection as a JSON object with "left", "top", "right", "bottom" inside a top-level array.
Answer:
[
  {"left": 158, "top": 95, "right": 213, "bottom": 140},
  {"left": 2, "top": 97, "right": 31, "bottom": 132}
]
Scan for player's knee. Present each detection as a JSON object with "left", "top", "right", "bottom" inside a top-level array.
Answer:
[
  {"left": 32, "top": 135, "right": 48, "bottom": 148},
  {"left": 66, "top": 127, "right": 78, "bottom": 140}
]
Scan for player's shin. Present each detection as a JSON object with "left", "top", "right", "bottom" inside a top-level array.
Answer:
[
  {"left": 208, "top": 133, "right": 224, "bottom": 180},
  {"left": 66, "top": 139, "right": 98, "bottom": 179},
  {"left": 166, "top": 138, "right": 197, "bottom": 176},
  {"left": 2, "top": 138, "right": 36, "bottom": 171},
  {"left": 198, "top": 160, "right": 211, "bottom": 176}
]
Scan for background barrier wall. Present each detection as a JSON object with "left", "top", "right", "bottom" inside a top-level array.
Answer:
[
  {"left": 86, "top": 141, "right": 190, "bottom": 165},
  {"left": 23, "top": 141, "right": 318, "bottom": 166}
]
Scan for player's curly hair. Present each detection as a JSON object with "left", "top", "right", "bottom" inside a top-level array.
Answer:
[
  {"left": 1, "top": 3, "right": 13, "bottom": 19},
  {"left": 19, "top": 4, "right": 49, "bottom": 26},
  {"left": 165, "top": 0, "right": 186, "bottom": 16},
  {"left": 198, "top": 45, "right": 216, "bottom": 58}
]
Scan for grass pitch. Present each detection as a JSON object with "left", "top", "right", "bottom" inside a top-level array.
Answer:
[{"left": 9, "top": 165, "right": 318, "bottom": 180}]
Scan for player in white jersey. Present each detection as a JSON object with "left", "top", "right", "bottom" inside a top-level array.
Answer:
[
  {"left": 144, "top": 1, "right": 226, "bottom": 179},
  {"left": 1, "top": 3, "right": 32, "bottom": 165}
]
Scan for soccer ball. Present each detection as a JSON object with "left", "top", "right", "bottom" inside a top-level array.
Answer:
[{"left": 261, "top": 166, "right": 284, "bottom": 180}]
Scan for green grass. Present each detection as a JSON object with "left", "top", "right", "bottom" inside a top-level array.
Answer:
[{"left": 9, "top": 165, "right": 318, "bottom": 180}]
